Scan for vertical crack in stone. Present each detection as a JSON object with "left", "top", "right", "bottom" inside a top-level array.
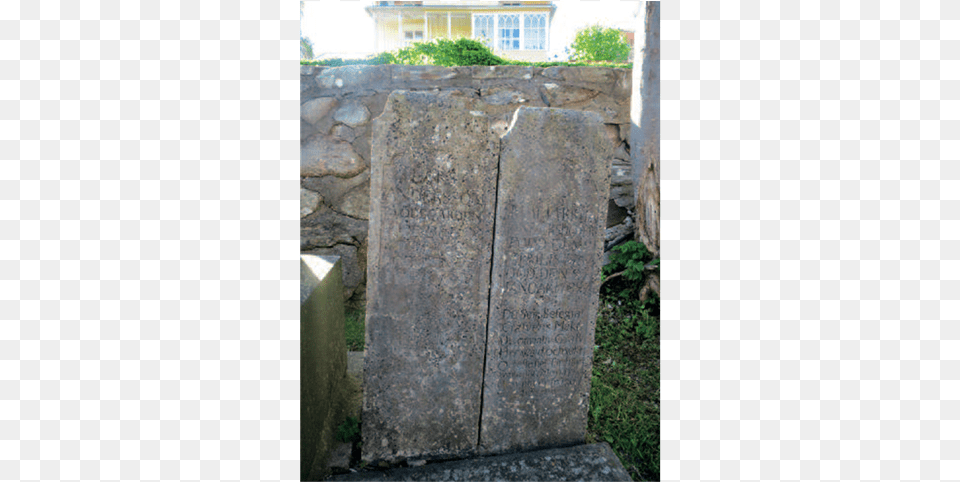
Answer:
[{"left": 477, "top": 124, "right": 511, "bottom": 450}]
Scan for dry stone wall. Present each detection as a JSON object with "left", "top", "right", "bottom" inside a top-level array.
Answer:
[{"left": 301, "top": 64, "right": 635, "bottom": 305}]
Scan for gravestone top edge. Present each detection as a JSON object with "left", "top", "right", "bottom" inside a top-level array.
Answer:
[{"left": 301, "top": 254, "right": 341, "bottom": 305}]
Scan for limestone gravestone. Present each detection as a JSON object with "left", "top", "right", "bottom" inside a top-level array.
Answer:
[
  {"left": 364, "top": 91, "right": 611, "bottom": 463},
  {"left": 363, "top": 91, "right": 501, "bottom": 462},
  {"left": 480, "top": 108, "right": 610, "bottom": 453}
]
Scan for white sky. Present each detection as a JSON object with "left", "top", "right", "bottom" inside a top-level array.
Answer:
[{"left": 302, "top": 0, "right": 642, "bottom": 59}]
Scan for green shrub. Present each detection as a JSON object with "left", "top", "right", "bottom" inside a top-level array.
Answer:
[
  {"left": 569, "top": 25, "right": 632, "bottom": 63},
  {"left": 391, "top": 38, "right": 505, "bottom": 66}
]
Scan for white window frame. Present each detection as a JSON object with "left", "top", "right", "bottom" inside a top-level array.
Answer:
[
  {"left": 498, "top": 13, "right": 521, "bottom": 51},
  {"left": 523, "top": 13, "right": 547, "bottom": 50},
  {"left": 472, "top": 13, "right": 495, "bottom": 49},
  {"left": 471, "top": 12, "right": 549, "bottom": 52},
  {"left": 402, "top": 28, "right": 424, "bottom": 47}
]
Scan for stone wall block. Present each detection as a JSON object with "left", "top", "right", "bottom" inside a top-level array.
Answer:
[
  {"left": 393, "top": 65, "right": 467, "bottom": 85},
  {"left": 302, "top": 120, "right": 318, "bottom": 141},
  {"left": 602, "top": 124, "right": 622, "bottom": 147},
  {"left": 334, "top": 102, "right": 372, "bottom": 127},
  {"left": 330, "top": 124, "right": 358, "bottom": 142},
  {"left": 611, "top": 160, "right": 632, "bottom": 186},
  {"left": 561, "top": 92, "right": 629, "bottom": 124},
  {"left": 610, "top": 185, "right": 635, "bottom": 209},
  {"left": 479, "top": 85, "right": 543, "bottom": 106},
  {"left": 302, "top": 97, "right": 339, "bottom": 125},
  {"left": 540, "top": 83, "right": 601, "bottom": 107},
  {"left": 335, "top": 183, "right": 371, "bottom": 220},
  {"left": 540, "top": 66, "right": 568, "bottom": 81},
  {"left": 301, "top": 134, "right": 365, "bottom": 178},
  {"left": 303, "top": 170, "right": 371, "bottom": 209},
  {"left": 301, "top": 188, "right": 321, "bottom": 218},
  {"left": 473, "top": 65, "right": 536, "bottom": 80},
  {"left": 301, "top": 207, "right": 370, "bottom": 250},
  {"left": 613, "top": 142, "right": 630, "bottom": 161},
  {"left": 317, "top": 65, "right": 392, "bottom": 91}
]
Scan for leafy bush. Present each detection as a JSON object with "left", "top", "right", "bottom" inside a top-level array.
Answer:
[
  {"left": 390, "top": 38, "right": 505, "bottom": 66},
  {"left": 603, "top": 241, "right": 655, "bottom": 295},
  {"left": 569, "top": 25, "right": 632, "bottom": 63}
]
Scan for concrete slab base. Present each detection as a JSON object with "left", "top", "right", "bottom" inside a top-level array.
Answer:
[{"left": 330, "top": 443, "right": 632, "bottom": 481}]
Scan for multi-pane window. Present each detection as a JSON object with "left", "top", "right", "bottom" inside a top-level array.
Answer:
[
  {"left": 473, "top": 12, "right": 547, "bottom": 51},
  {"left": 473, "top": 14, "right": 494, "bottom": 49},
  {"left": 403, "top": 30, "right": 423, "bottom": 46},
  {"left": 523, "top": 13, "right": 546, "bottom": 50},
  {"left": 498, "top": 14, "right": 520, "bottom": 50}
]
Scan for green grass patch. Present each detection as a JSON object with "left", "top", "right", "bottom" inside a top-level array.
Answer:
[
  {"left": 345, "top": 307, "right": 365, "bottom": 351},
  {"left": 588, "top": 292, "right": 659, "bottom": 481},
  {"left": 589, "top": 240, "right": 660, "bottom": 481}
]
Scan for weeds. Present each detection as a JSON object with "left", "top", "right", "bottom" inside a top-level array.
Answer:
[{"left": 345, "top": 308, "right": 365, "bottom": 351}]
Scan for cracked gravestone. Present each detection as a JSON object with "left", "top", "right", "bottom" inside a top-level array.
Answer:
[
  {"left": 363, "top": 91, "right": 611, "bottom": 464},
  {"left": 363, "top": 91, "right": 501, "bottom": 463},
  {"left": 479, "top": 107, "right": 611, "bottom": 454}
]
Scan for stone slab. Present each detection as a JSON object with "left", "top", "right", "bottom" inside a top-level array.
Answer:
[
  {"left": 480, "top": 107, "right": 611, "bottom": 454},
  {"left": 331, "top": 443, "right": 631, "bottom": 481},
  {"left": 301, "top": 255, "right": 350, "bottom": 481},
  {"left": 362, "top": 91, "right": 502, "bottom": 464}
]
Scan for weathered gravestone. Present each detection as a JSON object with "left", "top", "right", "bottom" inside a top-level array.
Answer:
[
  {"left": 363, "top": 91, "right": 501, "bottom": 462},
  {"left": 364, "top": 91, "right": 611, "bottom": 463},
  {"left": 480, "top": 107, "right": 611, "bottom": 454}
]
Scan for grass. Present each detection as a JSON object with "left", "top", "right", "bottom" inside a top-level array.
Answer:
[
  {"left": 586, "top": 286, "right": 660, "bottom": 481},
  {"left": 345, "top": 307, "right": 365, "bottom": 351}
]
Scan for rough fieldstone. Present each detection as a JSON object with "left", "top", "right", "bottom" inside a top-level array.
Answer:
[
  {"left": 618, "top": 123, "right": 631, "bottom": 143},
  {"left": 301, "top": 188, "right": 321, "bottom": 218},
  {"left": 612, "top": 160, "right": 632, "bottom": 186},
  {"left": 330, "top": 124, "right": 358, "bottom": 142},
  {"left": 363, "top": 91, "right": 501, "bottom": 464},
  {"left": 335, "top": 183, "right": 370, "bottom": 220},
  {"left": 480, "top": 107, "right": 611, "bottom": 455},
  {"left": 317, "top": 65, "right": 391, "bottom": 90},
  {"left": 472, "top": 65, "right": 535, "bottom": 79},
  {"left": 540, "top": 66, "right": 568, "bottom": 80},
  {"left": 613, "top": 142, "right": 630, "bottom": 161},
  {"left": 606, "top": 199, "right": 629, "bottom": 228},
  {"left": 393, "top": 65, "right": 462, "bottom": 83},
  {"left": 301, "top": 207, "right": 369, "bottom": 250},
  {"left": 305, "top": 244, "right": 363, "bottom": 301},
  {"left": 610, "top": 185, "right": 635, "bottom": 209},
  {"left": 605, "top": 216, "right": 634, "bottom": 247},
  {"left": 571, "top": 66, "right": 617, "bottom": 86},
  {"left": 301, "top": 134, "right": 365, "bottom": 178},
  {"left": 302, "top": 119, "right": 317, "bottom": 140},
  {"left": 302, "top": 97, "right": 338, "bottom": 125},
  {"left": 303, "top": 170, "right": 370, "bottom": 207},
  {"left": 540, "top": 83, "right": 600, "bottom": 107},
  {"left": 334, "top": 102, "right": 371, "bottom": 127},
  {"left": 479, "top": 85, "right": 536, "bottom": 106},
  {"left": 602, "top": 123, "right": 622, "bottom": 147},
  {"left": 304, "top": 171, "right": 371, "bottom": 221},
  {"left": 562, "top": 92, "right": 628, "bottom": 124}
]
